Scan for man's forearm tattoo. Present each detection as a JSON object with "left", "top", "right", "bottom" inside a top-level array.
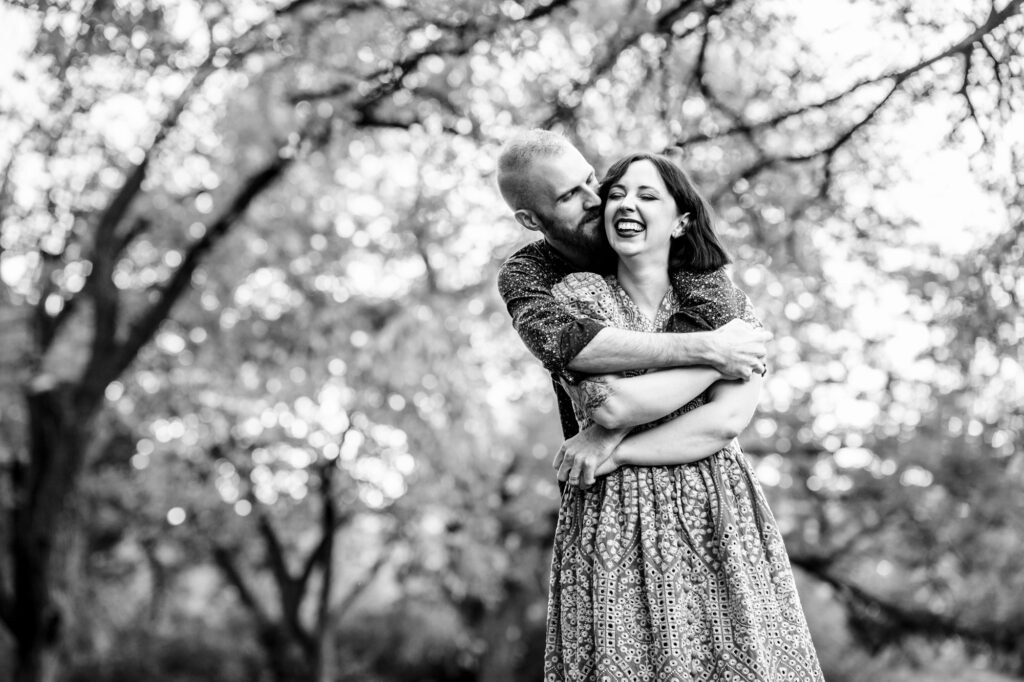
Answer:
[{"left": 579, "top": 377, "right": 613, "bottom": 414}]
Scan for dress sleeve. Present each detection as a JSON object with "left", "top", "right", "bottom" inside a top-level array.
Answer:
[
  {"left": 497, "top": 251, "right": 606, "bottom": 375},
  {"left": 549, "top": 272, "right": 623, "bottom": 388}
]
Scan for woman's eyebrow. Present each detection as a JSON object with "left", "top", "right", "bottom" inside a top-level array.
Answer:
[{"left": 612, "top": 184, "right": 660, "bottom": 192}]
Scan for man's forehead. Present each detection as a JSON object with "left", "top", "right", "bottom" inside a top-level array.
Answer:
[{"left": 535, "top": 150, "right": 593, "bottom": 194}]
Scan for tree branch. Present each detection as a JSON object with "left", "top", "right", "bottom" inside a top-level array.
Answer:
[
  {"left": 785, "top": 79, "right": 903, "bottom": 164},
  {"left": 312, "top": 460, "right": 337, "bottom": 679},
  {"left": 257, "top": 514, "right": 297, "bottom": 603},
  {"left": 687, "top": 18, "right": 765, "bottom": 158},
  {"left": 81, "top": 147, "right": 295, "bottom": 398},
  {"left": 336, "top": 545, "right": 393, "bottom": 619},
  {"left": 709, "top": 79, "right": 902, "bottom": 203},
  {"left": 541, "top": 0, "right": 722, "bottom": 130},
  {"left": 297, "top": 532, "right": 332, "bottom": 595},
  {"left": 68, "top": 58, "right": 219, "bottom": 399},
  {"left": 298, "top": 529, "right": 353, "bottom": 604},
  {"left": 272, "top": 0, "right": 322, "bottom": 18},
  {"left": 212, "top": 544, "right": 272, "bottom": 627},
  {"left": 956, "top": 49, "right": 990, "bottom": 145},
  {"left": 791, "top": 555, "right": 1024, "bottom": 652},
  {"left": 258, "top": 512, "right": 315, "bottom": 657},
  {"left": 92, "top": 58, "right": 218, "bottom": 255},
  {"left": 978, "top": 35, "right": 1005, "bottom": 92},
  {"left": 293, "top": 0, "right": 576, "bottom": 105},
  {"left": 676, "top": 0, "right": 1024, "bottom": 148},
  {"left": 352, "top": 106, "right": 464, "bottom": 136}
]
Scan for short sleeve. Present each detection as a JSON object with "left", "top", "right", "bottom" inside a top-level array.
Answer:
[
  {"left": 549, "top": 272, "right": 626, "bottom": 386},
  {"left": 668, "top": 267, "right": 764, "bottom": 332},
  {"left": 497, "top": 245, "right": 606, "bottom": 375}
]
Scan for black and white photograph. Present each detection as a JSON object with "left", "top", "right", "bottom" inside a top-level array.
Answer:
[{"left": 1, "top": 0, "right": 1022, "bottom": 680}]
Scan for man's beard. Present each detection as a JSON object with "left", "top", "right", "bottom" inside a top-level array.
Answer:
[
  {"left": 570, "top": 211, "right": 616, "bottom": 271},
  {"left": 572, "top": 209, "right": 603, "bottom": 249}
]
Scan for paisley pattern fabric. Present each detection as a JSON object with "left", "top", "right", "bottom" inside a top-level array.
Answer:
[{"left": 544, "top": 272, "right": 823, "bottom": 682}]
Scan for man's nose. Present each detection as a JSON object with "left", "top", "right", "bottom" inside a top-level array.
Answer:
[{"left": 581, "top": 185, "right": 600, "bottom": 207}]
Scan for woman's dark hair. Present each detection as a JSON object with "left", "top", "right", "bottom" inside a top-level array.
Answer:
[{"left": 598, "top": 153, "right": 730, "bottom": 272}]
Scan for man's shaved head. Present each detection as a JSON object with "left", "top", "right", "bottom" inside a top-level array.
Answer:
[{"left": 497, "top": 129, "right": 574, "bottom": 211}]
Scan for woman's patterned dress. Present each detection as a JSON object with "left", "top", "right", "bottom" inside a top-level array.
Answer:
[{"left": 544, "top": 272, "right": 824, "bottom": 682}]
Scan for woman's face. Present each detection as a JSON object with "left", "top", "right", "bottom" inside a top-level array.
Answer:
[{"left": 603, "top": 160, "right": 683, "bottom": 264}]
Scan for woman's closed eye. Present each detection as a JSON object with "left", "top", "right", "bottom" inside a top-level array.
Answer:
[{"left": 607, "top": 189, "right": 659, "bottom": 201}]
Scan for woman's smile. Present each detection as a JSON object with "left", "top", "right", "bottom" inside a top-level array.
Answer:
[{"left": 613, "top": 216, "right": 645, "bottom": 236}]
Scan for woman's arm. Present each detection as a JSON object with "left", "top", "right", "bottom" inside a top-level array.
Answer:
[
  {"left": 568, "top": 366, "right": 723, "bottom": 430},
  {"left": 595, "top": 373, "right": 763, "bottom": 473}
]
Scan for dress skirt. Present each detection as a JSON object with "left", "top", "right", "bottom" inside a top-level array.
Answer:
[{"left": 543, "top": 444, "right": 824, "bottom": 682}]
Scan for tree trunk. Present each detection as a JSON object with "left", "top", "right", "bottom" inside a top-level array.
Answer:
[
  {"left": 10, "top": 384, "right": 96, "bottom": 682},
  {"left": 258, "top": 625, "right": 313, "bottom": 682}
]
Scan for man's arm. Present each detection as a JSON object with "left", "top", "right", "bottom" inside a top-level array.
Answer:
[
  {"left": 497, "top": 248, "right": 606, "bottom": 375},
  {"left": 568, "top": 321, "right": 770, "bottom": 379},
  {"left": 497, "top": 249, "right": 769, "bottom": 379}
]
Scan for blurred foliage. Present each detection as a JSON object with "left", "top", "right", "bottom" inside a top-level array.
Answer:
[{"left": 0, "top": 0, "right": 1023, "bottom": 680}]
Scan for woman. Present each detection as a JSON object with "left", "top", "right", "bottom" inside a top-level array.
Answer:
[{"left": 544, "top": 153, "right": 823, "bottom": 681}]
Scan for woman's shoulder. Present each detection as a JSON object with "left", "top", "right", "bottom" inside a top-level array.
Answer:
[
  {"left": 551, "top": 271, "right": 614, "bottom": 301},
  {"left": 551, "top": 272, "right": 622, "bottom": 325}
]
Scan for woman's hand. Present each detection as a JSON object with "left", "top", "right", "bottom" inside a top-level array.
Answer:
[
  {"left": 553, "top": 423, "right": 629, "bottom": 489},
  {"left": 593, "top": 447, "right": 624, "bottom": 479}
]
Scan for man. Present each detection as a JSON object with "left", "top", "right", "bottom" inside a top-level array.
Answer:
[{"left": 495, "top": 129, "right": 771, "bottom": 488}]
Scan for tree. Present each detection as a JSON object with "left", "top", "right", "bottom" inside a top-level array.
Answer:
[{"left": 0, "top": 0, "right": 570, "bottom": 678}]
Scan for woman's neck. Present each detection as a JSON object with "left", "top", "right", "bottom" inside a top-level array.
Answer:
[{"left": 616, "top": 256, "right": 671, "bottom": 321}]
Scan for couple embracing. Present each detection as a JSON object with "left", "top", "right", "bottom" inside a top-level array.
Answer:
[{"left": 496, "top": 130, "right": 824, "bottom": 681}]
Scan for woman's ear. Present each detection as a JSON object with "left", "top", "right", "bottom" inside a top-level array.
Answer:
[
  {"left": 514, "top": 209, "right": 541, "bottom": 232},
  {"left": 672, "top": 212, "right": 690, "bottom": 238}
]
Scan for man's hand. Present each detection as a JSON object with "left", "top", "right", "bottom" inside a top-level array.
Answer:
[
  {"left": 707, "top": 319, "right": 772, "bottom": 380},
  {"left": 553, "top": 423, "right": 628, "bottom": 490}
]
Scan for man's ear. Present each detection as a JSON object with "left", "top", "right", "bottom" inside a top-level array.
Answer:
[{"left": 513, "top": 209, "right": 541, "bottom": 232}]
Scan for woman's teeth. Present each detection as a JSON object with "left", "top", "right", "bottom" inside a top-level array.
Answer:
[{"left": 615, "top": 219, "right": 644, "bottom": 234}]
